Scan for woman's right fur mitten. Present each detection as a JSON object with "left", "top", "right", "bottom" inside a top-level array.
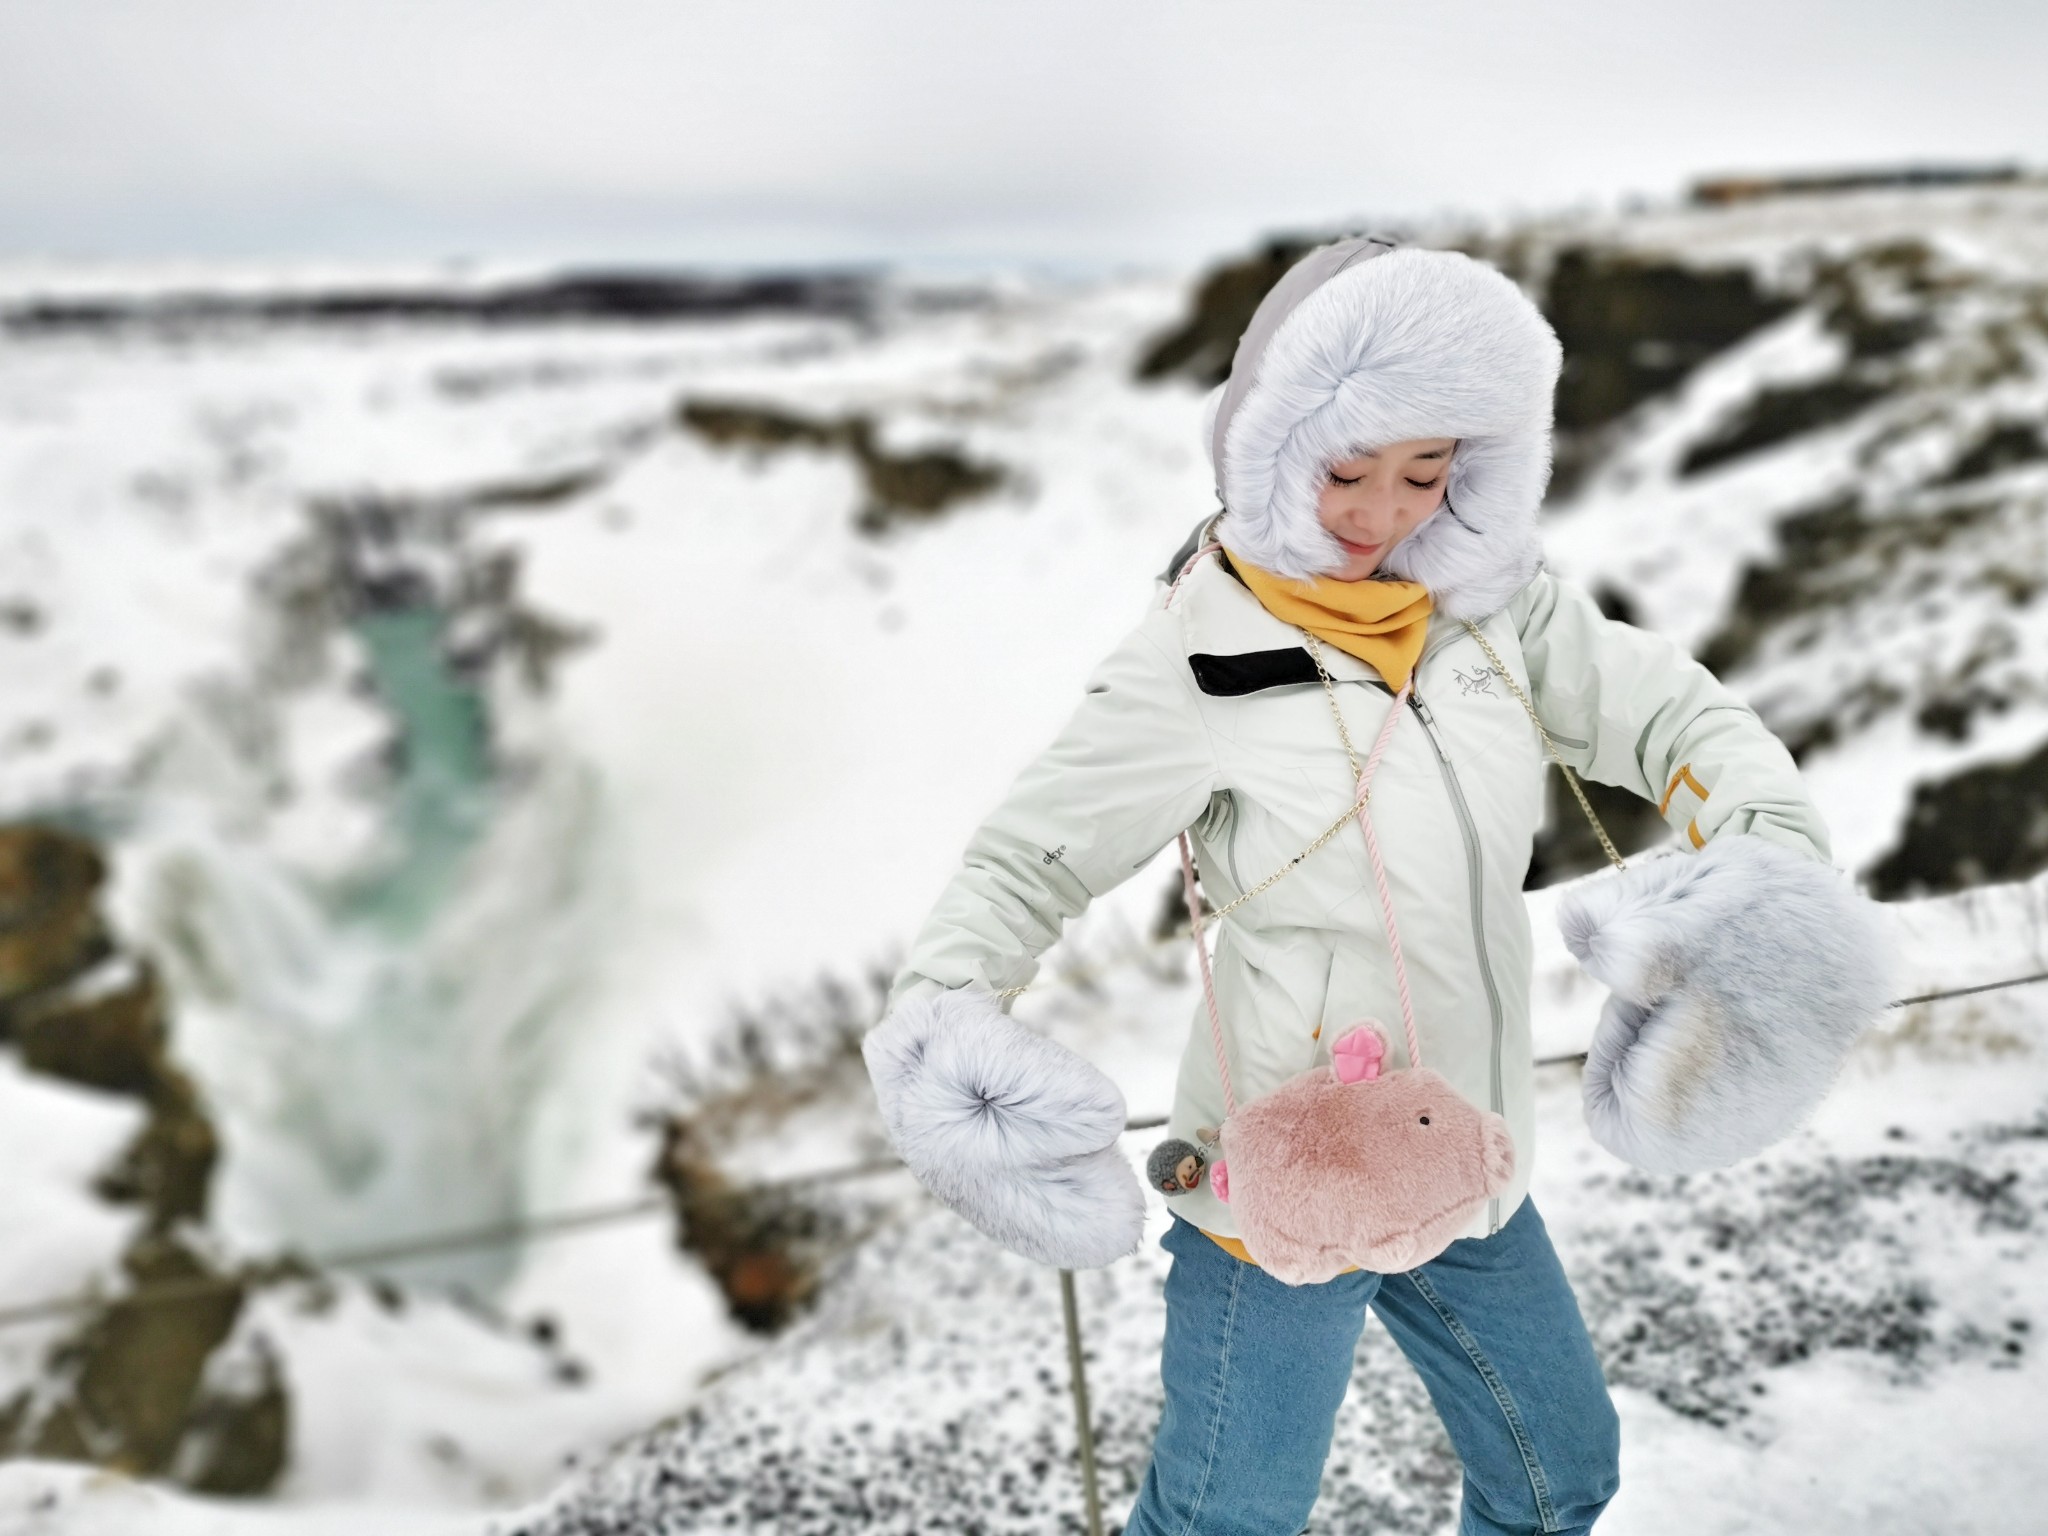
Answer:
[{"left": 862, "top": 985, "right": 1146, "bottom": 1268}]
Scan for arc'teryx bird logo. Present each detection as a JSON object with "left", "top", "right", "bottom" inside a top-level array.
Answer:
[{"left": 1452, "top": 664, "right": 1503, "bottom": 698}]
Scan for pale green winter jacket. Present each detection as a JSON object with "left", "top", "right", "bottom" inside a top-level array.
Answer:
[{"left": 886, "top": 512, "right": 1832, "bottom": 1243}]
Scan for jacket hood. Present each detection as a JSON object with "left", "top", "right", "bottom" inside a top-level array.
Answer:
[{"left": 1199, "top": 237, "right": 1563, "bottom": 622}]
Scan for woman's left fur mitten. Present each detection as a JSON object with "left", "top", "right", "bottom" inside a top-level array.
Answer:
[
  {"left": 862, "top": 986, "right": 1145, "bottom": 1268},
  {"left": 1555, "top": 834, "right": 1895, "bottom": 1174}
]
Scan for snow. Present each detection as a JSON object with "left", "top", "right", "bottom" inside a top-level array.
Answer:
[
  {"left": 0, "top": 1058, "right": 144, "bottom": 1371},
  {"left": 501, "top": 874, "right": 2048, "bottom": 1534},
  {"left": 1512, "top": 183, "right": 2048, "bottom": 280},
  {"left": 0, "top": 1463, "right": 479, "bottom": 1536},
  {"left": 1, "top": 177, "right": 2045, "bottom": 1531}
]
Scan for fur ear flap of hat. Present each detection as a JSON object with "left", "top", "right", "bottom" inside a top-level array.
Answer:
[
  {"left": 1554, "top": 833, "right": 1897, "bottom": 1174},
  {"left": 861, "top": 985, "right": 1146, "bottom": 1268},
  {"left": 1200, "top": 238, "right": 1563, "bottom": 622}
]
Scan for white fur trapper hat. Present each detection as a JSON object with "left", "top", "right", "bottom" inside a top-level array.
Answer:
[{"left": 1200, "top": 236, "right": 1564, "bottom": 621}]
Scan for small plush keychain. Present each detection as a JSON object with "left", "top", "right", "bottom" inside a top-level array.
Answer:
[{"left": 1146, "top": 1126, "right": 1222, "bottom": 1196}]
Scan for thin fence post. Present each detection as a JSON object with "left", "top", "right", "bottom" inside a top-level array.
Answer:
[{"left": 1059, "top": 1267, "right": 1105, "bottom": 1536}]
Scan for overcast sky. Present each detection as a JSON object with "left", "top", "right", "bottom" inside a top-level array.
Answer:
[{"left": 3, "top": 0, "right": 2045, "bottom": 274}]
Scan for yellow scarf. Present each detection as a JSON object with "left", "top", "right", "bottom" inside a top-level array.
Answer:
[{"left": 1229, "top": 555, "right": 1435, "bottom": 690}]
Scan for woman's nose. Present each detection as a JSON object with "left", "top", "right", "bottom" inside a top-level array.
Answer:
[{"left": 1335, "top": 500, "right": 1393, "bottom": 537}]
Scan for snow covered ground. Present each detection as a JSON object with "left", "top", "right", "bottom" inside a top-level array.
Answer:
[
  {"left": 2, "top": 180, "right": 2045, "bottom": 1532},
  {"left": 9, "top": 867, "right": 2041, "bottom": 1534},
  {"left": 485, "top": 867, "right": 2048, "bottom": 1536}
]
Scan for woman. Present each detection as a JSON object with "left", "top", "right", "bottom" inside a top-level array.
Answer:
[{"left": 863, "top": 237, "right": 1891, "bottom": 1534}]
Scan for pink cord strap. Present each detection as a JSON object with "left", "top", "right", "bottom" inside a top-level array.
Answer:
[
  {"left": 1178, "top": 831, "right": 1236, "bottom": 1118},
  {"left": 1164, "top": 540, "right": 1223, "bottom": 608},
  {"left": 1353, "top": 682, "right": 1424, "bottom": 1072}
]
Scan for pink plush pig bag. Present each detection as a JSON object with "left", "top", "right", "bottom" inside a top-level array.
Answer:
[{"left": 1212, "top": 1021, "right": 1515, "bottom": 1283}]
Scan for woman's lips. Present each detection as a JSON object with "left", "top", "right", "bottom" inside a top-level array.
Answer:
[{"left": 1336, "top": 535, "right": 1383, "bottom": 557}]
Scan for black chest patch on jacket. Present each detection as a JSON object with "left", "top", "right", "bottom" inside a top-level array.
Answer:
[{"left": 1187, "top": 648, "right": 1322, "bottom": 696}]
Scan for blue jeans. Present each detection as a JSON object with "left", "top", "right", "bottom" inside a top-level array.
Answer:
[{"left": 1124, "top": 1199, "right": 1620, "bottom": 1535}]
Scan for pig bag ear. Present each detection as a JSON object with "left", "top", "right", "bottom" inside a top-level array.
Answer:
[
  {"left": 1555, "top": 834, "right": 1895, "bottom": 1175},
  {"left": 862, "top": 984, "right": 1145, "bottom": 1268}
]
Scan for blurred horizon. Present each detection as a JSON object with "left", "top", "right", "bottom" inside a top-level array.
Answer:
[
  {"left": 7, "top": 0, "right": 2048, "bottom": 272},
  {"left": 3, "top": 162, "right": 2042, "bottom": 298}
]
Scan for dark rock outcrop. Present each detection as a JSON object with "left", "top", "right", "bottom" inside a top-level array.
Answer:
[
  {"left": 646, "top": 966, "right": 893, "bottom": 1334},
  {"left": 1132, "top": 238, "right": 1324, "bottom": 387},
  {"left": 678, "top": 399, "right": 1005, "bottom": 534},
  {"left": 1678, "top": 376, "right": 1892, "bottom": 478},
  {"left": 1545, "top": 247, "right": 1799, "bottom": 436},
  {"left": 1690, "top": 162, "right": 2027, "bottom": 206},
  {"left": 0, "top": 822, "right": 281, "bottom": 1493},
  {"left": 8, "top": 954, "right": 219, "bottom": 1227},
  {"left": 3, "top": 270, "right": 877, "bottom": 335},
  {"left": 1695, "top": 489, "right": 2024, "bottom": 709},
  {"left": 0, "top": 825, "right": 113, "bottom": 1025},
  {"left": 1864, "top": 737, "right": 2048, "bottom": 899},
  {"left": 653, "top": 1121, "right": 835, "bottom": 1335},
  {"left": 1940, "top": 421, "right": 2048, "bottom": 485}
]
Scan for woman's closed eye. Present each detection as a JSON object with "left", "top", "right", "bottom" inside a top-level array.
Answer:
[{"left": 1326, "top": 471, "right": 1440, "bottom": 489}]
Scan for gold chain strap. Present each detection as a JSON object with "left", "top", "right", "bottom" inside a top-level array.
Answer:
[
  {"left": 1302, "top": 632, "right": 1365, "bottom": 780},
  {"left": 1456, "top": 620, "right": 1627, "bottom": 873},
  {"left": 1196, "top": 785, "right": 1372, "bottom": 923},
  {"left": 996, "top": 617, "right": 1625, "bottom": 999}
]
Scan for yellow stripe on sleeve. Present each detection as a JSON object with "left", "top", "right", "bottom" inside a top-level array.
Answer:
[{"left": 1659, "top": 762, "right": 1710, "bottom": 816}]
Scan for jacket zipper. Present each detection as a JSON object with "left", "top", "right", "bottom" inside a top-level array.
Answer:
[{"left": 1404, "top": 683, "right": 1507, "bottom": 1238}]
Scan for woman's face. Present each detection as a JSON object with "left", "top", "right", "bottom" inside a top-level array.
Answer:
[{"left": 1314, "top": 437, "right": 1457, "bottom": 581}]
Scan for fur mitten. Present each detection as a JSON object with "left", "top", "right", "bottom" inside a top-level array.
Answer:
[
  {"left": 1555, "top": 834, "right": 1895, "bottom": 1174},
  {"left": 861, "top": 986, "right": 1145, "bottom": 1268}
]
